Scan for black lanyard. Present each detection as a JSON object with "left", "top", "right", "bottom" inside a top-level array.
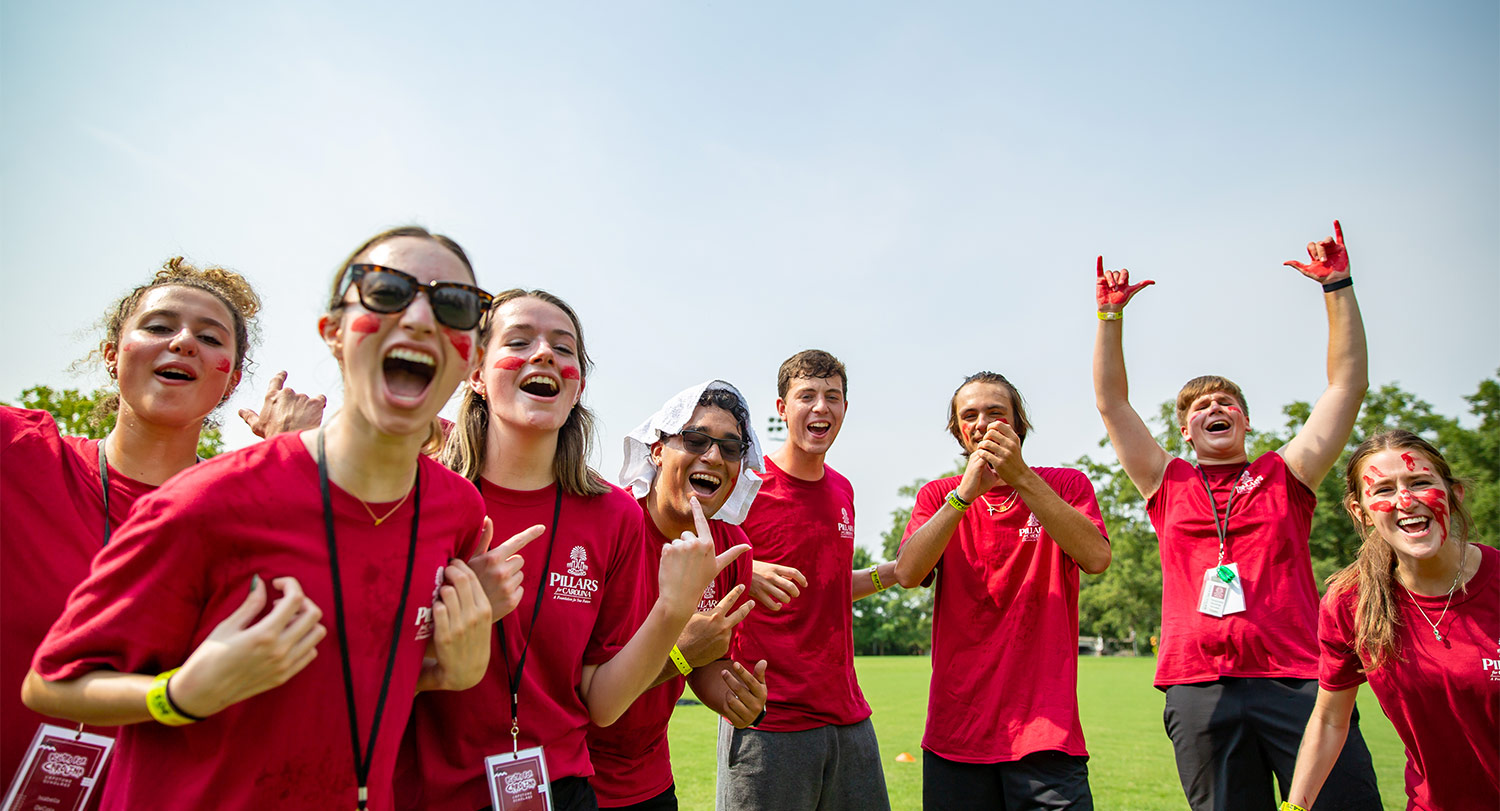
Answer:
[
  {"left": 495, "top": 486, "right": 562, "bottom": 752},
  {"left": 97, "top": 441, "right": 113, "bottom": 547},
  {"left": 317, "top": 428, "right": 420, "bottom": 811},
  {"left": 1195, "top": 462, "right": 1250, "bottom": 567}
]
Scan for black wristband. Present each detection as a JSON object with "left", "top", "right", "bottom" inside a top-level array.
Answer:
[
  {"left": 750, "top": 708, "right": 767, "bottom": 727},
  {"left": 164, "top": 676, "right": 207, "bottom": 722},
  {"left": 1322, "top": 277, "right": 1353, "bottom": 293}
]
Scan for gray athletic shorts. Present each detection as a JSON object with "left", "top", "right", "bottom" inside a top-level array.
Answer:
[{"left": 716, "top": 717, "right": 891, "bottom": 811}]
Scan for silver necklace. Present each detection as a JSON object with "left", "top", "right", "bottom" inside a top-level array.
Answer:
[{"left": 1400, "top": 545, "right": 1467, "bottom": 642}]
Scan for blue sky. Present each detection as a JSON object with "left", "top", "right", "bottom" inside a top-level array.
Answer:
[{"left": 3, "top": 1, "right": 1496, "bottom": 551}]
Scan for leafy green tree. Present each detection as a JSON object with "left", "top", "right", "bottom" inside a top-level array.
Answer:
[{"left": 4, "top": 385, "right": 225, "bottom": 458}]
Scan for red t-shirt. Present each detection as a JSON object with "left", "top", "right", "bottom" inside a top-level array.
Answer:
[
  {"left": 731, "top": 458, "right": 871, "bottom": 731},
  {"left": 901, "top": 468, "right": 1107, "bottom": 763},
  {"left": 585, "top": 504, "right": 753, "bottom": 807},
  {"left": 396, "top": 480, "right": 648, "bottom": 811},
  {"left": 31, "top": 431, "right": 485, "bottom": 811},
  {"left": 1319, "top": 543, "right": 1499, "bottom": 810},
  {"left": 0, "top": 407, "right": 156, "bottom": 796},
  {"left": 1147, "top": 452, "right": 1321, "bottom": 686}
]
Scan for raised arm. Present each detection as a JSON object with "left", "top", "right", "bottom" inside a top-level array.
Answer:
[
  {"left": 1286, "top": 684, "right": 1359, "bottom": 809},
  {"left": 1280, "top": 221, "right": 1368, "bottom": 488},
  {"left": 1093, "top": 256, "right": 1172, "bottom": 499},
  {"left": 893, "top": 439, "right": 1002, "bottom": 588},
  {"left": 988, "top": 422, "right": 1111, "bottom": 574}
]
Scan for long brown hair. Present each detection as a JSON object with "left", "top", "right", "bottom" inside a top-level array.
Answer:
[
  {"left": 439, "top": 289, "right": 608, "bottom": 496},
  {"left": 326, "top": 226, "right": 473, "bottom": 455},
  {"left": 1329, "top": 430, "right": 1473, "bottom": 670}
]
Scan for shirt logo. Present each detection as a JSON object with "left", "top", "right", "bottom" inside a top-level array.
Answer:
[
  {"left": 413, "top": 565, "right": 445, "bottom": 641},
  {"left": 697, "top": 580, "right": 719, "bottom": 614},
  {"left": 551, "top": 545, "right": 599, "bottom": 604},
  {"left": 1234, "top": 470, "right": 1265, "bottom": 496},
  {"left": 1019, "top": 514, "right": 1043, "bottom": 543},
  {"left": 837, "top": 505, "right": 855, "bottom": 540}
]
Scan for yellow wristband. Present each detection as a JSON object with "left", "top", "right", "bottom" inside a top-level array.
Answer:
[
  {"left": 945, "top": 490, "right": 971, "bottom": 513},
  {"left": 669, "top": 645, "right": 693, "bottom": 677},
  {"left": 870, "top": 567, "right": 887, "bottom": 591},
  {"left": 1097, "top": 311, "right": 1123, "bottom": 321},
  {"left": 146, "top": 668, "right": 198, "bottom": 726},
  {"left": 1279, "top": 802, "right": 1310, "bottom": 811}
]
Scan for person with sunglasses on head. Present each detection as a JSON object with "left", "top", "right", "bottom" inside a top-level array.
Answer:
[
  {"left": 894, "top": 371, "right": 1111, "bottom": 810},
  {"left": 1, "top": 257, "right": 266, "bottom": 804},
  {"left": 585, "top": 380, "right": 769, "bottom": 811},
  {"left": 397, "top": 292, "right": 745, "bottom": 811},
  {"left": 1092, "top": 223, "right": 1382, "bottom": 811},
  {"left": 1285, "top": 431, "right": 1497, "bottom": 811},
  {"left": 23, "top": 227, "right": 522, "bottom": 811},
  {"left": 718, "top": 350, "right": 899, "bottom": 811}
]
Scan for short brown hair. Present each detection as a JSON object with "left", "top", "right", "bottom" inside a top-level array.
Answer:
[
  {"left": 1174, "top": 375, "right": 1248, "bottom": 428},
  {"left": 947, "top": 371, "right": 1032, "bottom": 448},
  {"left": 326, "top": 225, "right": 475, "bottom": 314},
  {"left": 777, "top": 349, "right": 847, "bottom": 399}
]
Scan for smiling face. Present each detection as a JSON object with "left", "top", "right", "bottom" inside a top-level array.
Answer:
[
  {"left": 471, "top": 296, "right": 583, "bottom": 435},
  {"left": 104, "top": 285, "right": 242, "bottom": 428},
  {"left": 952, "top": 381, "right": 1013, "bottom": 454},
  {"left": 648, "top": 404, "right": 743, "bottom": 535},
  {"left": 1180, "top": 390, "right": 1249, "bottom": 462},
  {"left": 1353, "top": 448, "right": 1456, "bottom": 558},
  {"left": 777, "top": 375, "right": 846, "bottom": 457},
  {"left": 321, "top": 236, "right": 476, "bottom": 438}
]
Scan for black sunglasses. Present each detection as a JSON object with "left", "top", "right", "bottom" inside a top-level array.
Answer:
[
  {"left": 670, "top": 429, "right": 750, "bottom": 463},
  {"left": 338, "top": 264, "right": 494, "bottom": 331}
]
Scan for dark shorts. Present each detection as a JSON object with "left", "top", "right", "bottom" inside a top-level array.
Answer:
[
  {"left": 923, "top": 750, "right": 1093, "bottom": 810},
  {"left": 1163, "top": 677, "right": 1382, "bottom": 811},
  {"left": 603, "top": 783, "right": 677, "bottom": 811},
  {"left": 717, "top": 717, "right": 890, "bottom": 811}
]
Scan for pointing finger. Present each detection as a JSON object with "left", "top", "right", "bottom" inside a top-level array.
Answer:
[
  {"left": 690, "top": 496, "right": 712, "bottom": 540},
  {"left": 496, "top": 524, "right": 545, "bottom": 558},
  {"left": 266, "top": 371, "right": 288, "bottom": 397},
  {"left": 1096, "top": 256, "right": 1104, "bottom": 278},
  {"left": 1333, "top": 219, "right": 1344, "bottom": 248},
  {"left": 713, "top": 584, "right": 747, "bottom": 617}
]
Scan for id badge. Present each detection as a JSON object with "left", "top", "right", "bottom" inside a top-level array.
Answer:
[
  {"left": 1, "top": 724, "right": 114, "bottom": 811},
  {"left": 485, "top": 746, "right": 553, "bottom": 811},
  {"left": 1197, "top": 562, "right": 1246, "bottom": 617}
]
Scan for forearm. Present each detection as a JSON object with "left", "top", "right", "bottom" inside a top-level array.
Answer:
[
  {"left": 1093, "top": 321, "right": 1131, "bottom": 412},
  {"left": 586, "top": 600, "right": 693, "bottom": 726},
  {"left": 852, "top": 561, "right": 898, "bottom": 601},
  {"left": 686, "top": 660, "right": 736, "bottom": 718},
  {"left": 893, "top": 508, "right": 962, "bottom": 588},
  {"left": 21, "top": 669, "right": 155, "bottom": 726},
  {"left": 1288, "top": 709, "right": 1352, "bottom": 807},
  {"left": 1012, "top": 470, "right": 1111, "bottom": 574},
  {"left": 1324, "top": 286, "right": 1368, "bottom": 392}
]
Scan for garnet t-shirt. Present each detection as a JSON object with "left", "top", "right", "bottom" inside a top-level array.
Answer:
[
  {"left": 586, "top": 506, "right": 753, "bottom": 807},
  {"left": 31, "top": 431, "right": 485, "bottom": 811},
  {"left": 901, "top": 468, "right": 1107, "bottom": 763},
  {"left": 1147, "top": 452, "right": 1321, "bottom": 686},
  {"left": 396, "top": 480, "right": 647, "bottom": 811},
  {"left": 1319, "top": 543, "right": 1499, "bottom": 810},
  {"left": 1, "top": 407, "right": 156, "bottom": 795},
  {"left": 731, "top": 458, "right": 871, "bottom": 731}
]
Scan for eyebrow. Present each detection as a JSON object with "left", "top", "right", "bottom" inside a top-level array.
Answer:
[
  {"left": 136, "top": 309, "right": 231, "bottom": 334},
  {"left": 504, "top": 322, "right": 577, "bottom": 340}
]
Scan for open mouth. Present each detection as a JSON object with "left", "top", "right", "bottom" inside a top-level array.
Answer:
[
  {"left": 1397, "top": 516, "right": 1431, "bottom": 537},
  {"left": 807, "top": 420, "right": 831, "bottom": 438},
  {"left": 154, "top": 364, "right": 197, "bottom": 383},
  {"left": 688, "top": 471, "right": 722, "bottom": 498},
  {"left": 383, "top": 347, "right": 437, "bottom": 400},
  {"left": 519, "top": 373, "right": 559, "bottom": 398},
  {"left": 1205, "top": 418, "right": 1231, "bottom": 435}
]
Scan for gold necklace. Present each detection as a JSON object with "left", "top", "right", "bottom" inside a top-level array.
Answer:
[
  {"left": 978, "top": 489, "right": 1020, "bottom": 516},
  {"left": 1400, "top": 544, "right": 1468, "bottom": 642},
  {"left": 357, "top": 487, "right": 413, "bottom": 526}
]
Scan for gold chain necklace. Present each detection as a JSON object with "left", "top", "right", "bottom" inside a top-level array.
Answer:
[
  {"left": 1400, "top": 544, "right": 1468, "bottom": 642},
  {"left": 978, "top": 489, "right": 1020, "bottom": 516},
  {"left": 357, "top": 487, "right": 413, "bottom": 526}
]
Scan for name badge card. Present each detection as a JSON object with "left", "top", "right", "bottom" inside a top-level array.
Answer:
[
  {"left": 1, "top": 724, "right": 114, "bottom": 811},
  {"left": 1197, "top": 562, "right": 1246, "bottom": 618},
  {"left": 486, "top": 746, "right": 553, "bottom": 811}
]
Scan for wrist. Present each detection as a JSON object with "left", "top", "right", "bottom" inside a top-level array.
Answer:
[
  {"left": 946, "top": 489, "right": 972, "bottom": 513},
  {"left": 1322, "top": 277, "right": 1352, "bottom": 293},
  {"left": 146, "top": 668, "right": 206, "bottom": 726},
  {"left": 1096, "top": 310, "right": 1123, "bottom": 320},
  {"left": 669, "top": 645, "right": 694, "bottom": 676},
  {"left": 1279, "top": 802, "right": 1310, "bottom": 811}
]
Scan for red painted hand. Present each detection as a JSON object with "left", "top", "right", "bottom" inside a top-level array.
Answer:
[
  {"left": 1095, "top": 256, "right": 1155, "bottom": 312},
  {"left": 1283, "top": 220, "right": 1350, "bottom": 282}
]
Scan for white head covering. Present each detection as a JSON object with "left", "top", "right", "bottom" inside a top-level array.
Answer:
[{"left": 620, "top": 379, "right": 765, "bottom": 525}]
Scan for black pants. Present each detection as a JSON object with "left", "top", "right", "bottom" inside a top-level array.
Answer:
[
  {"left": 924, "top": 750, "right": 1093, "bottom": 810},
  {"left": 602, "top": 783, "right": 677, "bottom": 811},
  {"left": 479, "top": 775, "right": 598, "bottom": 811},
  {"left": 1163, "top": 677, "right": 1382, "bottom": 811}
]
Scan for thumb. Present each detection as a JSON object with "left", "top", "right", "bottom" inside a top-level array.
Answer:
[
  {"left": 1283, "top": 260, "right": 1309, "bottom": 272},
  {"left": 474, "top": 516, "right": 494, "bottom": 557},
  {"left": 754, "top": 659, "right": 768, "bottom": 683},
  {"left": 715, "top": 543, "right": 751, "bottom": 572}
]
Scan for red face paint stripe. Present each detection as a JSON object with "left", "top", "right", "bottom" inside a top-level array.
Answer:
[
  {"left": 215, "top": 358, "right": 232, "bottom": 374},
  {"left": 1367, "top": 500, "right": 1395, "bottom": 513},
  {"left": 445, "top": 330, "right": 472, "bottom": 362},
  {"left": 1412, "top": 489, "right": 1451, "bottom": 542},
  {"left": 493, "top": 356, "right": 524, "bottom": 371},
  {"left": 560, "top": 366, "right": 580, "bottom": 380},
  {"left": 350, "top": 314, "right": 382, "bottom": 334}
]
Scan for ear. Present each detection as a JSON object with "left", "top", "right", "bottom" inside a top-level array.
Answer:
[
  {"left": 102, "top": 341, "right": 119, "bottom": 377},
  {"left": 318, "top": 314, "right": 342, "bottom": 359},
  {"left": 649, "top": 440, "right": 664, "bottom": 468},
  {"left": 775, "top": 397, "right": 787, "bottom": 419},
  {"left": 222, "top": 369, "right": 243, "bottom": 402},
  {"left": 1451, "top": 480, "right": 1465, "bottom": 505},
  {"left": 467, "top": 349, "right": 487, "bottom": 397}
]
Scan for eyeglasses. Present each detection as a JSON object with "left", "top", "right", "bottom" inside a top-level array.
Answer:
[
  {"left": 669, "top": 430, "right": 750, "bottom": 463},
  {"left": 338, "top": 264, "right": 494, "bottom": 331}
]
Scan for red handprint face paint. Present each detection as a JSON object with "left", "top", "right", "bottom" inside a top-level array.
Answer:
[
  {"left": 493, "top": 356, "right": 524, "bottom": 371},
  {"left": 215, "top": 357, "right": 232, "bottom": 374},
  {"left": 350, "top": 314, "right": 382, "bottom": 344},
  {"left": 1359, "top": 449, "right": 1454, "bottom": 552}
]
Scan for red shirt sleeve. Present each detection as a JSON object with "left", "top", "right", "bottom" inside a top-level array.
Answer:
[
  {"left": 1317, "top": 584, "right": 1367, "bottom": 691},
  {"left": 1058, "top": 468, "right": 1110, "bottom": 541}
]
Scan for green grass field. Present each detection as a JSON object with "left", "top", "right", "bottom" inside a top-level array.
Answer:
[{"left": 667, "top": 656, "right": 1408, "bottom": 810}]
